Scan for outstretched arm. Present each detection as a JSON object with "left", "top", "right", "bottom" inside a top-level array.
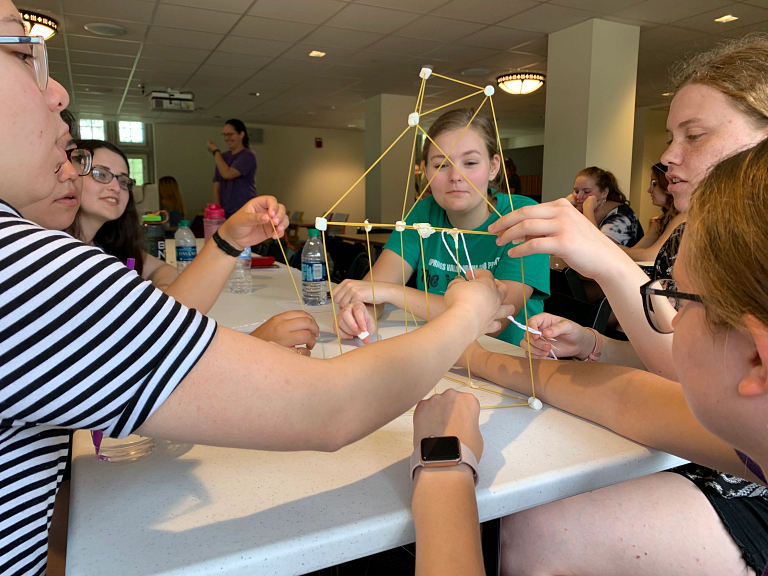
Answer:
[
  {"left": 137, "top": 271, "right": 515, "bottom": 452},
  {"left": 464, "top": 342, "right": 759, "bottom": 483},
  {"left": 489, "top": 199, "right": 677, "bottom": 379},
  {"left": 621, "top": 212, "right": 687, "bottom": 263}
]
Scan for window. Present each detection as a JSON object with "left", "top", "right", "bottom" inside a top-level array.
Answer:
[
  {"left": 119, "top": 121, "right": 145, "bottom": 144},
  {"left": 127, "top": 157, "right": 146, "bottom": 187},
  {"left": 79, "top": 119, "right": 105, "bottom": 140}
]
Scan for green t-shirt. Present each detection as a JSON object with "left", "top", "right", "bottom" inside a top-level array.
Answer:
[{"left": 382, "top": 194, "right": 550, "bottom": 344}]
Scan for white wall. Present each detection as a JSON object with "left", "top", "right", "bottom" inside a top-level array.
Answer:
[
  {"left": 154, "top": 123, "right": 366, "bottom": 232},
  {"left": 629, "top": 107, "right": 669, "bottom": 232}
]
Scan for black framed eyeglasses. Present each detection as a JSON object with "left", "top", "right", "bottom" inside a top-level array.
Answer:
[
  {"left": 66, "top": 148, "right": 92, "bottom": 176},
  {"left": 640, "top": 278, "right": 702, "bottom": 334},
  {"left": 0, "top": 35, "right": 48, "bottom": 90},
  {"left": 90, "top": 166, "right": 135, "bottom": 192}
]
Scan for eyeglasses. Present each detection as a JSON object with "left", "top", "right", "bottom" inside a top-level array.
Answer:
[
  {"left": 640, "top": 278, "right": 702, "bottom": 334},
  {"left": 90, "top": 166, "right": 135, "bottom": 192},
  {"left": 0, "top": 35, "right": 48, "bottom": 90},
  {"left": 67, "top": 148, "right": 92, "bottom": 176}
]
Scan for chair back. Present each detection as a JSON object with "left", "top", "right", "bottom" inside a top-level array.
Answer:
[{"left": 327, "top": 212, "right": 349, "bottom": 236}]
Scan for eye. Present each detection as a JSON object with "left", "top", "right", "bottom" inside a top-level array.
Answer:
[
  {"left": 13, "top": 50, "right": 34, "bottom": 65},
  {"left": 666, "top": 139, "right": 673, "bottom": 146},
  {"left": 686, "top": 133, "right": 703, "bottom": 141}
]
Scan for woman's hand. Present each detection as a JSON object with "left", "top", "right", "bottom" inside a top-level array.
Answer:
[
  {"left": 487, "top": 198, "right": 625, "bottom": 281},
  {"left": 582, "top": 195, "right": 599, "bottom": 215},
  {"left": 250, "top": 311, "right": 320, "bottom": 356},
  {"left": 518, "top": 313, "right": 595, "bottom": 360},
  {"left": 444, "top": 270, "right": 515, "bottom": 338},
  {"left": 334, "top": 279, "right": 392, "bottom": 308},
  {"left": 413, "top": 389, "right": 483, "bottom": 463},
  {"left": 205, "top": 140, "right": 219, "bottom": 153},
  {"left": 565, "top": 192, "right": 578, "bottom": 207},
  {"left": 217, "top": 196, "right": 289, "bottom": 249},
  {"left": 335, "top": 301, "right": 375, "bottom": 344}
]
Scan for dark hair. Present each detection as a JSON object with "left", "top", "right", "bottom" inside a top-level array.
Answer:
[
  {"left": 225, "top": 118, "right": 249, "bottom": 148},
  {"left": 650, "top": 162, "right": 679, "bottom": 235},
  {"left": 65, "top": 139, "right": 145, "bottom": 276},
  {"left": 504, "top": 157, "right": 517, "bottom": 175},
  {"left": 420, "top": 108, "right": 502, "bottom": 197},
  {"left": 576, "top": 166, "right": 630, "bottom": 205},
  {"left": 60, "top": 109, "right": 79, "bottom": 140}
]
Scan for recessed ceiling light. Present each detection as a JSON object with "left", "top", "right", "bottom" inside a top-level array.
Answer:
[
  {"left": 84, "top": 22, "right": 127, "bottom": 36},
  {"left": 309, "top": 50, "right": 326, "bottom": 58},
  {"left": 462, "top": 68, "right": 490, "bottom": 77},
  {"left": 662, "top": 92, "right": 673, "bottom": 97},
  {"left": 714, "top": 14, "right": 738, "bottom": 23},
  {"left": 249, "top": 92, "right": 260, "bottom": 96},
  {"left": 347, "top": 124, "right": 355, "bottom": 127}
]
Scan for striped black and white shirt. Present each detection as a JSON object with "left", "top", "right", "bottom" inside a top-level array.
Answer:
[{"left": 0, "top": 201, "right": 216, "bottom": 575}]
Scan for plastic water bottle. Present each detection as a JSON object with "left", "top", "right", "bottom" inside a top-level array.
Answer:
[
  {"left": 302, "top": 229, "right": 328, "bottom": 305},
  {"left": 174, "top": 220, "right": 197, "bottom": 272},
  {"left": 229, "top": 246, "right": 253, "bottom": 293},
  {"left": 204, "top": 203, "right": 226, "bottom": 242}
]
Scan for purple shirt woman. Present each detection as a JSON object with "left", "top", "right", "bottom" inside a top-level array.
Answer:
[{"left": 206, "top": 118, "right": 258, "bottom": 218}]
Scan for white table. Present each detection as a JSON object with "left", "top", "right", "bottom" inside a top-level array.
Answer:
[{"left": 66, "top": 264, "right": 685, "bottom": 576}]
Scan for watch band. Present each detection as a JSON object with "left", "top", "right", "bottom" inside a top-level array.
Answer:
[
  {"left": 410, "top": 440, "right": 479, "bottom": 486},
  {"left": 212, "top": 230, "right": 243, "bottom": 257},
  {"left": 212, "top": 149, "right": 220, "bottom": 156},
  {"left": 578, "top": 327, "right": 602, "bottom": 362}
]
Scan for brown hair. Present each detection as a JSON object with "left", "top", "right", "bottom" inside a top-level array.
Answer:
[
  {"left": 576, "top": 166, "right": 629, "bottom": 205},
  {"left": 670, "top": 34, "right": 768, "bottom": 129},
  {"left": 686, "top": 137, "right": 768, "bottom": 330},
  {"left": 650, "top": 162, "right": 679, "bottom": 235},
  {"left": 159, "top": 176, "right": 186, "bottom": 217},
  {"left": 421, "top": 108, "right": 502, "bottom": 196}
]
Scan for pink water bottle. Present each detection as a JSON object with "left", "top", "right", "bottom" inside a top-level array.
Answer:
[{"left": 204, "top": 203, "right": 226, "bottom": 242}]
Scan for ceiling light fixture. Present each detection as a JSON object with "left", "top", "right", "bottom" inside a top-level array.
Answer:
[
  {"left": 497, "top": 72, "right": 545, "bottom": 95},
  {"left": 714, "top": 14, "right": 738, "bottom": 23},
  {"left": 18, "top": 10, "right": 58, "bottom": 39},
  {"left": 84, "top": 22, "right": 127, "bottom": 36},
  {"left": 309, "top": 50, "right": 326, "bottom": 58}
]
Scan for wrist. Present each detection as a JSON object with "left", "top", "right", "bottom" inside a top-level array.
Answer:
[
  {"left": 216, "top": 223, "right": 244, "bottom": 252},
  {"left": 575, "top": 327, "right": 602, "bottom": 362},
  {"left": 212, "top": 148, "right": 220, "bottom": 156},
  {"left": 413, "top": 464, "right": 475, "bottom": 487}
]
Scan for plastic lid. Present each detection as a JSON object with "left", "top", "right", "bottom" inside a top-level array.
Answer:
[
  {"left": 179, "top": 220, "right": 190, "bottom": 227},
  {"left": 142, "top": 215, "right": 162, "bottom": 222},
  {"left": 308, "top": 228, "right": 320, "bottom": 236},
  {"left": 205, "top": 203, "right": 225, "bottom": 219}
]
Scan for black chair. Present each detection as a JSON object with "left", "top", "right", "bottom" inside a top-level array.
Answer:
[
  {"left": 545, "top": 268, "right": 613, "bottom": 335},
  {"left": 345, "top": 252, "right": 370, "bottom": 280}
]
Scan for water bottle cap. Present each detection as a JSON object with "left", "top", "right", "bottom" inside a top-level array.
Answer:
[
  {"left": 179, "top": 220, "right": 190, "bottom": 227},
  {"left": 142, "top": 214, "right": 162, "bottom": 222},
  {"left": 308, "top": 228, "right": 320, "bottom": 237},
  {"left": 205, "top": 203, "right": 225, "bottom": 219}
]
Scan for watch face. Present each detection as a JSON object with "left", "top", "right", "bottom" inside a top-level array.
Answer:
[{"left": 421, "top": 436, "right": 461, "bottom": 463}]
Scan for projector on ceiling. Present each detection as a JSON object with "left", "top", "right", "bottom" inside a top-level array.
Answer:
[{"left": 148, "top": 89, "right": 195, "bottom": 112}]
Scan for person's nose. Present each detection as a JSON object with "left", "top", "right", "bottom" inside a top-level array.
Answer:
[
  {"left": 661, "top": 138, "right": 682, "bottom": 168},
  {"left": 45, "top": 78, "right": 70, "bottom": 113}
]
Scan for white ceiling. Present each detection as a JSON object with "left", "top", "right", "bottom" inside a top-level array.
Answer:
[{"left": 22, "top": 0, "right": 768, "bottom": 136}]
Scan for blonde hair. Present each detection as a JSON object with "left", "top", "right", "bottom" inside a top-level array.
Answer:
[
  {"left": 421, "top": 109, "right": 502, "bottom": 194},
  {"left": 670, "top": 34, "right": 768, "bottom": 129},
  {"left": 687, "top": 137, "right": 768, "bottom": 330},
  {"left": 158, "top": 176, "right": 186, "bottom": 217}
]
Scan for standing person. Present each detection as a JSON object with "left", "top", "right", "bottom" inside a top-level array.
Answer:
[
  {"left": 488, "top": 35, "right": 768, "bottom": 380},
  {"left": 334, "top": 108, "right": 550, "bottom": 346},
  {"left": 622, "top": 162, "right": 685, "bottom": 262},
  {"left": 0, "top": 8, "right": 512, "bottom": 572},
  {"left": 206, "top": 118, "right": 257, "bottom": 218},
  {"left": 566, "top": 166, "right": 644, "bottom": 247},
  {"left": 158, "top": 175, "right": 186, "bottom": 231}
]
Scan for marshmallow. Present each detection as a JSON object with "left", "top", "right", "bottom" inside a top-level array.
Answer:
[
  {"left": 484, "top": 85, "right": 495, "bottom": 97},
  {"left": 419, "top": 67, "right": 433, "bottom": 80},
  {"left": 413, "top": 222, "right": 435, "bottom": 238},
  {"left": 528, "top": 397, "right": 543, "bottom": 410},
  {"left": 357, "top": 331, "right": 369, "bottom": 340},
  {"left": 408, "top": 112, "right": 420, "bottom": 127},
  {"left": 448, "top": 228, "right": 461, "bottom": 248},
  {"left": 395, "top": 221, "right": 407, "bottom": 232},
  {"left": 315, "top": 217, "right": 327, "bottom": 231},
  {"left": 364, "top": 219, "right": 373, "bottom": 232}
]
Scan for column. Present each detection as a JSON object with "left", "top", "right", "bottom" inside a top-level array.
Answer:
[
  {"left": 365, "top": 93, "right": 418, "bottom": 225},
  {"left": 542, "top": 19, "right": 640, "bottom": 202}
]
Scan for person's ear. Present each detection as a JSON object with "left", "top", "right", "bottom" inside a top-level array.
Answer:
[
  {"left": 600, "top": 187, "right": 610, "bottom": 199},
  {"left": 737, "top": 315, "right": 768, "bottom": 398},
  {"left": 489, "top": 154, "right": 501, "bottom": 182}
]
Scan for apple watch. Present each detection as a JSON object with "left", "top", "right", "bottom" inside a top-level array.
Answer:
[{"left": 410, "top": 436, "right": 479, "bottom": 486}]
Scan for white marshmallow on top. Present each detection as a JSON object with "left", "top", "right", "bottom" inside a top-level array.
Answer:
[
  {"left": 413, "top": 222, "right": 435, "bottom": 238},
  {"left": 315, "top": 217, "right": 328, "bottom": 231},
  {"left": 395, "top": 221, "right": 407, "bottom": 232}
]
